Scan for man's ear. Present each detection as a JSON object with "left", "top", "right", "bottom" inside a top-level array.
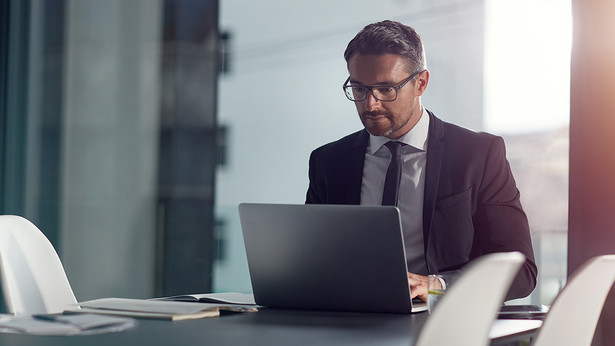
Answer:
[{"left": 415, "top": 70, "right": 429, "bottom": 96}]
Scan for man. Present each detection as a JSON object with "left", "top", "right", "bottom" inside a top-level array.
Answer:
[{"left": 305, "top": 20, "right": 537, "bottom": 302}]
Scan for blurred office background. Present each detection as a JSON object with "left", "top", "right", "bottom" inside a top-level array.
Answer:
[{"left": 0, "top": 0, "right": 582, "bottom": 309}]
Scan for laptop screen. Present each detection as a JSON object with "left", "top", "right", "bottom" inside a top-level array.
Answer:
[{"left": 238, "top": 203, "right": 426, "bottom": 313}]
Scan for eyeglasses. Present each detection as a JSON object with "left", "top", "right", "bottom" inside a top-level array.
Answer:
[{"left": 342, "top": 70, "right": 423, "bottom": 102}]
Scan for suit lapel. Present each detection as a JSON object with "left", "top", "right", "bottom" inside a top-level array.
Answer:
[
  {"left": 423, "top": 111, "right": 444, "bottom": 249},
  {"left": 346, "top": 130, "right": 369, "bottom": 204}
]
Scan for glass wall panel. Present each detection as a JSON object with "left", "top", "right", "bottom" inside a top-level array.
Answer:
[
  {"left": 484, "top": 0, "right": 571, "bottom": 304},
  {"left": 58, "top": 0, "right": 162, "bottom": 300},
  {"left": 1, "top": 0, "right": 221, "bottom": 305}
]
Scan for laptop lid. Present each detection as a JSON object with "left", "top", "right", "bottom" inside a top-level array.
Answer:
[{"left": 238, "top": 203, "right": 427, "bottom": 313}]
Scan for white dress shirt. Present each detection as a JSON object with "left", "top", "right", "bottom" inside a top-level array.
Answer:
[{"left": 360, "top": 108, "right": 430, "bottom": 275}]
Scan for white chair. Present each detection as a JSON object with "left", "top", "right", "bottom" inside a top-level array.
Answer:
[
  {"left": 0, "top": 215, "right": 78, "bottom": 314},
  {"left": 415, "top": 252, "right": 526, "bottom": 346},
  {"left": 531, "top": 254, "right": 615, "bottom": 346}
]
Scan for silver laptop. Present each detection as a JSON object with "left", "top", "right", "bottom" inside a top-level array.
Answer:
[{"left": 238, "top": 203, "right": 427, "bottom": 313}]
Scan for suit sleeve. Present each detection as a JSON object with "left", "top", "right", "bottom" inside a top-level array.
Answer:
[
  {"left": 473, "top": 136, "right": 538, "bottom": 300},
  {"left": 305, "top": 150, "right": 324, "bottom": 204}
]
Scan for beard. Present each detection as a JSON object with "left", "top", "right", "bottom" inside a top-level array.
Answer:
[{"left": 360, "top": 110, "right": 413, "bottom": 138}]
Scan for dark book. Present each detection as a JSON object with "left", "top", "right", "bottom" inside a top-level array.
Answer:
[{"left": 499, "top": 304, "right": 549, "bottom": 320}]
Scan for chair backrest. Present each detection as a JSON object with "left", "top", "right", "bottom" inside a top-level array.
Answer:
[
  {"left": 531, "top": 254, "right": 615, "bottom": 346},
  {"left": 415, "top": 252, "right": 525, "bottom": 346},
  {"left": 0, "top": 215, "right": 77, "bottom": 314}
]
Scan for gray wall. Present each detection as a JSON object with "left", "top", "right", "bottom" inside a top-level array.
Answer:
[{"left": 60, "top": 0, "right": 162, "bottom": 300}]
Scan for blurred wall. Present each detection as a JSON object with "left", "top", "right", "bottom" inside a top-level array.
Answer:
[
  {"left": 569, "top": 0, "right": 615, "bottom": 344},
  {"left": 60, "top": 0, "right": 162, "bottom": 300}
]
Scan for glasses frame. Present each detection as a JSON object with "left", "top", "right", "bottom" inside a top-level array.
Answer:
[{"left": 342, "top": 70, "right": 424, "bottom": 102}]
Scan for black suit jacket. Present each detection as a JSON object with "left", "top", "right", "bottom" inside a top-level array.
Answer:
[{"left": 305, "top": 110, "right": 537, "bottom": 300}]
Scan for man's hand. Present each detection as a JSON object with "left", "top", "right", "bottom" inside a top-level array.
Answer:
[{"left": 407, "top": 272, "right": 441, "bottom": 302}]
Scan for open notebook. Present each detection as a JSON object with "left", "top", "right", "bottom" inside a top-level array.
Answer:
[{"left": 238, "top": 203, "right": 427, "bottom": 313}]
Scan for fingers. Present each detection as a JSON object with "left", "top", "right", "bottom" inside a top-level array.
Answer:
[{"left": 407, "top": 272, "right": 430, "bottom": 302}]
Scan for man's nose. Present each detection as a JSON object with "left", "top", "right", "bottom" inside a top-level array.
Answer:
[{"left": 364, "top": 91, "right": 380, "bottom": 111}]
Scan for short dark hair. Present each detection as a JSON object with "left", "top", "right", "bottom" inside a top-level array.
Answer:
[{"left": 344, "top": 20, "right": 426, "bottom": 73}]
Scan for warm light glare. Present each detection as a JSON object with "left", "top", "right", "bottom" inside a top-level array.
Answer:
[{"left": 484, "top": 0, "right": 572, "bottom": 134}]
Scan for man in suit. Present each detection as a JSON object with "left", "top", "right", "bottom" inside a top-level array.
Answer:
[{"left": 305, "top": 20, "right": 537, "bottom": 302}]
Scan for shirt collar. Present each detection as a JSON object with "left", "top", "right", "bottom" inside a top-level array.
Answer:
[{"left": 368, "top": 107, "right": 430, "bottom": 155}]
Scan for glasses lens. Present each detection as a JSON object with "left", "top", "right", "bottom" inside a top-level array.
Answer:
[
  {"left": 372, "top": 87, "right": 396, "bottom": 101},
  {"left": 344, "top": 86, "right": 365, "bottom": 101},
  {"left": 343, "top": 85, "right": 397, "bottom": 102}
]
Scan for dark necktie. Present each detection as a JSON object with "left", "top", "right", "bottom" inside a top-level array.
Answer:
[{"left": 382, "top": 141, "right": 404, "bottom": 206}]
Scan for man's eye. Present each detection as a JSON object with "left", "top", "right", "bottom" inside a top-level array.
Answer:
[
  {"left": 353, "top": 87, "right": 367, "bottom": 93},
  {"left": 377, "top": 87, "right": 394, "bottom": 93}
]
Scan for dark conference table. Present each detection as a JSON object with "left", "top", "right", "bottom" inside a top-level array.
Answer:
[{"left": 0, "top": 308, "right": 538, "bottom": 345}]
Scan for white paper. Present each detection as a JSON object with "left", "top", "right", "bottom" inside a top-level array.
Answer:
[
  {"left": 78, "top": 298, "right": 221, "bottom": 314},
  {"left": 166, "top": 292, "right": 256, "bottom": 305},
  {"left": 0, "top": 313, "right": 136, "bottom": 336},
  {"left": 489, "top": 319, "right": 543, "bottom": 339}
]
